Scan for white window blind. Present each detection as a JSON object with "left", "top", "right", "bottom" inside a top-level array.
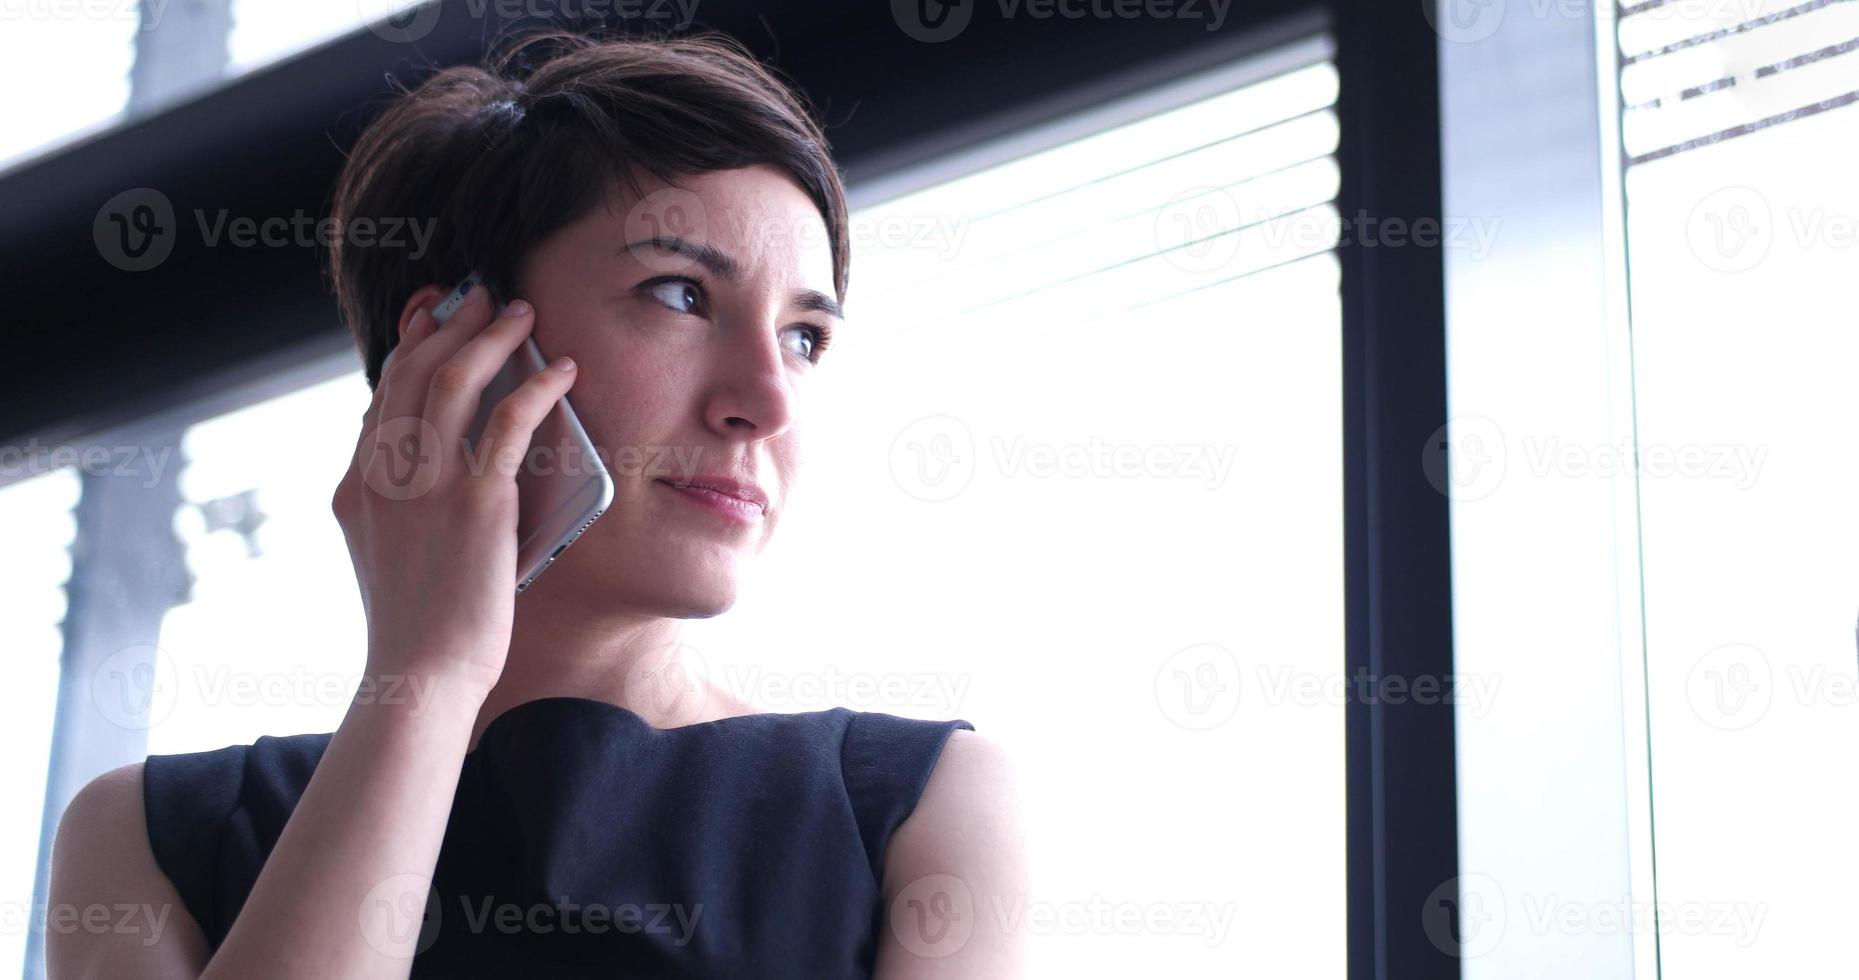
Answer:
[{"left": 1619, "top": 0, "right": 1859, "bottom": 162}]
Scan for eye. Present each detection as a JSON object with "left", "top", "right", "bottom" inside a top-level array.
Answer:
[
  {"left": 643, "top": 277, "right": 704, "bottom": 315},
  {"left": 643, "top": 275, "right": 834, "bottom": 365},
  {"left": 782, "top": 323, "right": 833, "bottom": 365}
]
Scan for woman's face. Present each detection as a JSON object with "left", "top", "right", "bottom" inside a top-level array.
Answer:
[{"left": 510, "top": 164, "right": 841, "bottom": 617}]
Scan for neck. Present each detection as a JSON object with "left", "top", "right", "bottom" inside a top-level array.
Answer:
[{"left": 468, "top": 585, "right": 716, "bottom": 751}]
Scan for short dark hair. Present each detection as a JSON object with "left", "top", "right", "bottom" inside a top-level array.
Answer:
[{"left": 327, "top": 30, "right": 851, "bottom": 390}]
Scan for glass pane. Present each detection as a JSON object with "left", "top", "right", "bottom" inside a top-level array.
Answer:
[
  {"left": 151, "top": 368, "right": 374, "bottom": 755},
  {"left": 229, "top": 0, "right": 423, "bottom": 76},
  {"left": 1622, "top": 20, "right": 1859, "bottom": 979},
  {"left": 0, "top": 12, "right": 134, "bottom": 171},
  {"left": 683, "top": 48, "right": 1344, "bottom": 977},
  {"left": 0, "top": 467, "right": 78, "bottom": 977},
  {"left": 0, "top": 0, "right": 429, "bottom": 173}
]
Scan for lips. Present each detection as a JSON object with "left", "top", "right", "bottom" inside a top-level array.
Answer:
[{"left": 655, "top": 476, "right": 769, "bottom": 514}]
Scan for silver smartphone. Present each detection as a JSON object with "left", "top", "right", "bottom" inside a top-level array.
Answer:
[{"left": 430, "top": 271, "right": 614, "bottom": 594}]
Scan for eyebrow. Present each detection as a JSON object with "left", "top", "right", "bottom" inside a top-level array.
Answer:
[{"left": 621, "top": 236, "right": 844, "bottom": 321}]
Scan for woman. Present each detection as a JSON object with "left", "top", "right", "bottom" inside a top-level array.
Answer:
[{"left": 47, "top": 31, "right": 1026, "bottom": 979}]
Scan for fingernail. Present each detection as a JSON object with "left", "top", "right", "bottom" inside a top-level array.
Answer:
[
  {"left": 550, "top": 355, "right": 575, "bottom": 372},
  {"left": 501, "top": 300, "right": 531, "bottom": 318}
]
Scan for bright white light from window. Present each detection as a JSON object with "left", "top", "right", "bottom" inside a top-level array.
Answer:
[
  {"left": 229, "top": 0, "right": 427, "bottom": 76},
  {"left": 152, "top": 370, "right": 374, "bottom": 756},
  {"left": 685, "top": 48, "right": 1344, "bottom": 978},
  {"left": 0, "top": 467, "right": 77, "bottom": 977},
  {"left": 0, "top": 10, "right": 135, "bottom": 172},
  {"left": 1623, "top": 24, "right": 1859, "bottom": 980}
]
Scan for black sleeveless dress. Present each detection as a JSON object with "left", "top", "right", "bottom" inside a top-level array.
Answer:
[{"left": 141, "top": 696, "right": 973, "bottom": 978}]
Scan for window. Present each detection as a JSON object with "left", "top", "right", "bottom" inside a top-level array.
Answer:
[
  {"left": 0, "top": 12, "right": 134, "bottom": 170},
  {"left": 230, "top": 0, "right": 426, "bottom": 76},
  {"left": 151, "top": 369, "right": 375, "bottom": 756},
  {"left": 0, "top": 0, "right": 429, "bottom": 173},
  {"left": 683, "top": 37, "right": 1344, "bottom": 975},
  {"left": 16, "top": 30, "right": 1345, "bottom": 979},
  {"left": 1618, "top": 1, "right": 1859, "bottom": 975},
  {"left": 0, "top": 466, "right": 76, "bottom": 977}
]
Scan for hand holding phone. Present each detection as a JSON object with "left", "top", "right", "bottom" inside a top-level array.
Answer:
[
  {"left": 429, "top": 272, "right": 615, "bottom": 594},
  {"left": 334, "top": 275, "right": 588, "bottom": 697}
]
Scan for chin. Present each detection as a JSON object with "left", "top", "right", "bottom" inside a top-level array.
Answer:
[
  {"left": 539, "top": 510, "right": 757, "bottom": 615},
  {"left": 643, "top": 575, "right": 742, "bottom": 619},
  {"left": 556, "top": 549, "right": 745, "bottom": 619}
]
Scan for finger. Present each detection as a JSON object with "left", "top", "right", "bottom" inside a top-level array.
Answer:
[
  {"left": 472, "top": 355, "right": 579, "bottom": 483},
  {"left": 340, "top": 282, "right": 459, "bottom": 511},
  {"left": 354, "top": 303, "right": 451, "bottom": 502},
  {"left": 396, "top": 305, "right": 437, "bottom": 358},
  {"left": 367, "top": 310, "right": 426, "bottom": 425},
  {"left": 377, "top": 282, "right": 494, "bottom": 428},
  {"left": 347, "top": 357, "right": 396, "bottom": 480},
  {"left": 423, "top": 300, "right": 542, "bottom": 443}
]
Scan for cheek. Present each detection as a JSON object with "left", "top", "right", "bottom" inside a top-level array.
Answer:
[
  {"left": 770, "top": 432, "right": 805, "bottom": 492},
  {"left": 560, "top": 333, "right": 692, "bottom": 462}
]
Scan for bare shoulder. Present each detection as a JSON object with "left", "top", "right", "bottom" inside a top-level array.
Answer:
[
  {"left": 914, "top": 728, "right": 1022, "bottom": 822},
  {"left": 52, "top": 763, "right": 152, "bottom": 897},
  {"left": 873, "top": 729, "right": 1031, "bottom": 979},
  {"left": 48, "top": 762, "right": 209, "bottom": 980}
]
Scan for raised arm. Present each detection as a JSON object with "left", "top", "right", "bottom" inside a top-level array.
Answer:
[{"left": 47, "top": 282, "right": 573, "bottom": 980}]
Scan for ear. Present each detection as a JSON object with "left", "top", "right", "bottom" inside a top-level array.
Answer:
[{"left": 394, "top": 283, "right": 453, "bottom": 347}]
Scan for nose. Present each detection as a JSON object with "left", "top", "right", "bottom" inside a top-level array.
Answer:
[{"left": 702, "top": 313, "right": 796, "bottom": 441}]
